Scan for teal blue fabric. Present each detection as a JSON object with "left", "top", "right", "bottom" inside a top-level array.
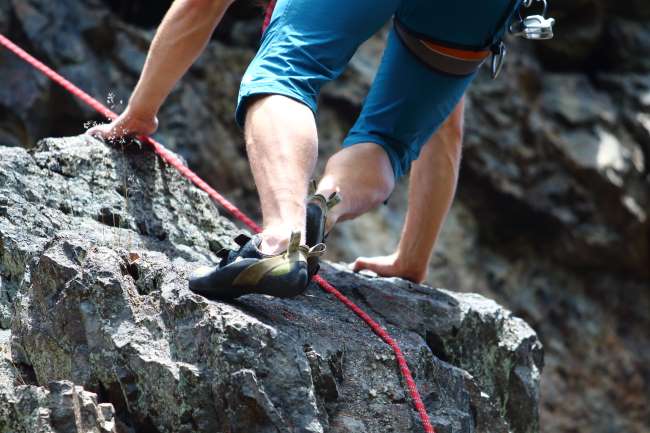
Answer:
[{"left": 237, "top": 0, "right": 520, "bottom": 178}]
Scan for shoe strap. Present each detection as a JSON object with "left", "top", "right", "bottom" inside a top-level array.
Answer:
[
  {"left": 215, "top": 248, "right": 230, "bottom": 259},
  {"left": 287, "top": 230, "right": 301, "bottom": 254},
  {"left": 300, "top": 243, "right": 326, "bottom": 257},
  {"left": 326, "top": 191, "right": 342, "bottom": 210},
  {"left": 287, "top": 230, "right": 326, "bottom": 259},
  {"left": 234, "top": 233, "right": 252, "bottom": 247},
  {"left": 309, "top": 191, "right": 341, "bottom": 213}
]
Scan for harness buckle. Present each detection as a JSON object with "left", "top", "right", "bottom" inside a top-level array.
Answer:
[
  {"left": 491, "top": 41, "right": 506, "bottom": 79},
  {"left": 510, "top": 0, "right": 556, "bottom": 40}
]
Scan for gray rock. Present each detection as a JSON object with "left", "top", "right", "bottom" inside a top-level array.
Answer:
[
  {"left": 1, "top": 1, "right": 648, "bottom": 432},
  {"left": 1, "top": 135, "right": 541, "bottom": 433},
  {"left": 1, "top": 380, "right": 117, "bottom": 433},
  {"left": 1, "top": 328, "right": 116, "bottom": 433}
]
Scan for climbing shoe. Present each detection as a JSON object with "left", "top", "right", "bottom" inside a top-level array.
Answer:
[
  {"left": 188, "top": 231, "right": 325, "bottom": 300},
  {"left": 305, "top": 190, "right": 341, "bottom": 277}
]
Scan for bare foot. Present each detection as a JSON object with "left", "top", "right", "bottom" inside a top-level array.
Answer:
[
  {"left": 352, "top": 252, "right": 426, "bottom": 284},
  {"left": 87, "top": 107, "right": 158, "bottom": 141}
]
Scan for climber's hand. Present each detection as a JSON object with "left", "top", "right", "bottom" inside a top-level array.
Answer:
[
  {"left": 87, "top": 107, "right": 158, "bottom": 141},
  {"left": 352, "top": 252, "right": 427, "bottom": 284}
]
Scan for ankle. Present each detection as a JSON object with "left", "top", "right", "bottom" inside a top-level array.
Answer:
[
  {"left": 313, "top": 187, "right": 337, "bottom": 200},
  {"left": 394, "top": 254, "right": 428, "bottom": 284},
  {"left": 259, "top": 227, "right": 301, "bottom": 255},
  {"left": 402, "top": 269, "right": 428, "bottom": 284},
  {"left": 259, "top": 233, "right": 288, "bottom": 255}
]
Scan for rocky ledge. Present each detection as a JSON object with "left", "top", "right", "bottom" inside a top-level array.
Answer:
[{"left": 0, "top": 135, "right": 543, "bottom": 433}]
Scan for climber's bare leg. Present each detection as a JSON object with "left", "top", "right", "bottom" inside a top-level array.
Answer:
[
  {"left": 244, "top": 95, "right": 318, "bottom": 254},
  {"left": 353, "top": 98, "right": 465, "bottom": 283},
  {"left": 316, "top": 143, "right": 395, "bottom": 230}
]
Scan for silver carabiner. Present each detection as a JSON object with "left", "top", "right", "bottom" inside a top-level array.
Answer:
[
  {"left": 491, "top": 41, "right": 506, "bottom": 79},
  {"left": 510, "top": 0, "right": 555, "bottom": 40},
  {"left": 510, "top": 15, "right": 555, "bottom": 39}
]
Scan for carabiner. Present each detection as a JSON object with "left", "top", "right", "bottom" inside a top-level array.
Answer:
[
  {"left": 491, "top": 41, "right": 506, "bottom": 79},
  {"left": 510, "top": 0, "right": 555, "bottom": 40}
]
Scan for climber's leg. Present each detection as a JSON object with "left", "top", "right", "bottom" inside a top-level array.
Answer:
[
  {"left": 188, "top": 0, "right": 399, "bottom": 297},
  {"left": 315, "top": 143, "right": 395, "bottom": 233},
  {"left": 312, "top": 0, "right": 515, "bottom": 232},
  {"left": 234, "top": 0, "right": 399, "bottom": 254},
  {"left": 243, "top": 94, "right": 318, "bottom": 254}
]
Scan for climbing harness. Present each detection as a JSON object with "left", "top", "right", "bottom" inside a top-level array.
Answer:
[
  {"left": 392, "top": 0, "right": 555, "bottom": 79},
  {"left": 394, "top": 20, "right": 493, "bottom": 77},
  {"left": 0, "top": 32, "right": 436, "bottom": 433}
]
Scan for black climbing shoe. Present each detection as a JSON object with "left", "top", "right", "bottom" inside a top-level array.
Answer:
[
  {"left": 188, "top": 231, "right": 325, "bottom": 300},
  {"left": 305, "top": 191, "right": 341, "bottom": 277}
]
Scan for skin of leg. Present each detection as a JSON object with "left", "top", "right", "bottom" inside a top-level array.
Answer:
[
  {"left": 244, "top": 95, "right": 319, "bottom": 254},
  {"left": 236, "top": 1, "right": 402, "bottom": 256},
  {"left": 316, "top": 142, "right": 396, "bottom": 229},
  {"left": 353, "top": 97, "right": 465, "bottom": 283}
]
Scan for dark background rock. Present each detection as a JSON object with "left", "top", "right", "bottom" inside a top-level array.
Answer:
[{"left": 0, "top": 0, "right": 648, "bottom": 432}]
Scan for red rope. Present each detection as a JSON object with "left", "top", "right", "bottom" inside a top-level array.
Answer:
[
  {"left": 0, "top": 32, "right": 435, "bottom": 433},
  {"left": 314, "top": 275, "right": 434, "bottom": 431},
  {"left": 261, "top": 0, "right": 277, "bottom": 34}
]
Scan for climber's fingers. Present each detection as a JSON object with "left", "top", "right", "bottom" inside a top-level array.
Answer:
[
  {"left": 86, "top": 121, "right": 122, "bottom": 141},
  {"left": 86, "top": 110, "right": 158, "bottom": 142}
]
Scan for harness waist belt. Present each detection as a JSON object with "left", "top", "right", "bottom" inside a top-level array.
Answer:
[{"left": 394, "top": 20, "right": 491, "bottom": 76}]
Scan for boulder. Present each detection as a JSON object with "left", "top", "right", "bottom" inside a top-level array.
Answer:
[
  {"left": 1, "top": 0, "right": 648, "bottom": 432},
  {"left": 1, "top": 135, "right": 542, "bottom": 433}
]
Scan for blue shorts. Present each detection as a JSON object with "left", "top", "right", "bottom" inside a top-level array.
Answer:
[{"left": 237, "top": 0, "right": 520, "bottom": 178}]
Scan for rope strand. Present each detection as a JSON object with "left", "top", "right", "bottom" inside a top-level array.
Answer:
[{"left": 261, "top": 0, "right": 277, "bottom": 34}]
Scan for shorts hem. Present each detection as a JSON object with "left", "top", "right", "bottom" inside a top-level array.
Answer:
[
  {"left": 342, "top": 134, "right": 407, "bottom": 179},
  {"left": 236, "top": 84, "right": 318, "bottom": 129}
]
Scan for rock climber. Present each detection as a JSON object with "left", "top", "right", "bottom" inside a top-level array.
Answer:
[{"left": 88, "top": 0, "right": 542, "bottom": 299}]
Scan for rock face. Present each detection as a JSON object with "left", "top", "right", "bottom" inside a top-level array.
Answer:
[
  {"left": 1, "top": 329, "right": 117, "bottom": 433},
  {"left": 1, "top": 135, "right": 542, "bottom": 433},
  {"left": 1, "top": 1, "right": 648, "bottom": 433},
  {"left": 2, "top": 381, "right": 117, "bottom": 433}
]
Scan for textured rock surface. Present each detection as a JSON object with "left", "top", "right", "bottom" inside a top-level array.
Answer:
[
  {"left": 1, "top": 135, "right": 541, "bottom": 433},
  {"left": 1, "top": 0, "right": 648, "bottom": 432},
  {"left": 1, "top": 330, "right": 117, "bottom": 433}
]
